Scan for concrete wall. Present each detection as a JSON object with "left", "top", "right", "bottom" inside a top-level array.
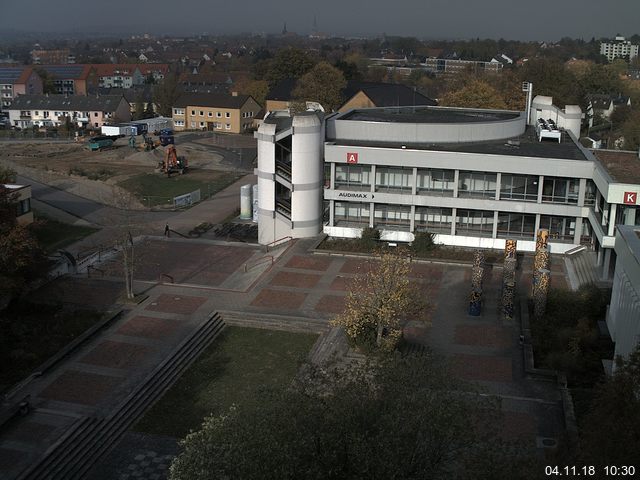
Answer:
[
  {"left": 608, "top": 225, "right": 640, "bottom": 363},
  {"left": 327, "top": 109, "right": 526, "bottom": 144}
]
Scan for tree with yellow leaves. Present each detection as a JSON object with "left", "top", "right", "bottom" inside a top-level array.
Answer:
[{"left": 331, "top": 249, "right": 427, "bottom": 353}]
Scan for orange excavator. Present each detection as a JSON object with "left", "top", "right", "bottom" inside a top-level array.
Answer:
[{"left": 160, "top": 144, "right": 188, "bottom": 177}]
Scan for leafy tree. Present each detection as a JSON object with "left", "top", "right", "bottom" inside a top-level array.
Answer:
[
  {"left": 621, "top": 109, "right": 640, "bottom": 150},
  {"left": 234, "top": 78, "right": 269, "bottom": 107},
  {"left": 331, "top": 249, "right": 427, "bottom": 352},
  {"left": 580, "top": 64, "right": 624, "bottom": 95},
  {"left": 579, "top": 345, "right": 640, "bottom": 467},
  {"left": 34, "top": 67, "right": 56, "bottom": 94},
  {"left": 292, "top": 62, "right": 347, "bottom": 112},
  {"left": 170, "top": 355, "right": 538, "bottom": 480},
  {"left": 262, "top": 48, "right": 316, "bottom": 86},
  {"left": 519, "top": 58, "right": 582, "bottom": 107},
  {"left": 440, "top": 79, "right": 508, "bottom": 110},
  {"left": 152, "top": 72, "right": 180, "bottom": 117}
]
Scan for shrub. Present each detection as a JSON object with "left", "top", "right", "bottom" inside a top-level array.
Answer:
[{"left": 411, "top": 231, "right": 436, "bottom": 256}]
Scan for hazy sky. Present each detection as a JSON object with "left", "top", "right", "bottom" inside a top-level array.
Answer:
[{"left": 1, "top": 0, "right": 639, "bottom": 41}]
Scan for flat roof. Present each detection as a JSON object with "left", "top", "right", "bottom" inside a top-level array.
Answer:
[
  {"left": 330, "top": 126, "right": 588, "bottom": 161},
  {"left": 339, "top": 106, "right": 521, "bottom": 124},
  {"left": 592, "top": 150, "right": 640, "bottom": 184}
]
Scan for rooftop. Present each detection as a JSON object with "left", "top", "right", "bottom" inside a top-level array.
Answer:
[
  {"left": 339, "top": 106, "right": 520, "bottom": 124},
  {"left": 592, "top": 150, "right": 640, "bottom": 184},
  {"left": 10, "top": 94, "right": 126, "bottom": 111},
  {"left": 330, "top": 125, "right": 588, "bottom": 161}
]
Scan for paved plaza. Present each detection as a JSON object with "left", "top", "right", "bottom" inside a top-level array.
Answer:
[{"left": 0, "top": 236, "right": 568, "bottom": 479}]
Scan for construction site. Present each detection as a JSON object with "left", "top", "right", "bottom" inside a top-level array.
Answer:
[{"left": 0, "top": 132, "right": 257, "bottom": 210}]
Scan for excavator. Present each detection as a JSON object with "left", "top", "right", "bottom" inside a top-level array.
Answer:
[{"left": 159, "top": 144, "right": 188, "bottom": 177}]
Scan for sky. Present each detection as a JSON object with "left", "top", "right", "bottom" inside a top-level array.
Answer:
[{"left": 1, "top": 0, "right": 639, "bottom": 41}]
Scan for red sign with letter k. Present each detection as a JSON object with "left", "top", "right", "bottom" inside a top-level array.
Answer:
[{"left": 624, "top": 191, "right": 637, "bottom": 205}]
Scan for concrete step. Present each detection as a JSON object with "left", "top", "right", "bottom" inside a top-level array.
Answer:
[{"left": 219, "top": 310, "right": 330, "bottom": 334}]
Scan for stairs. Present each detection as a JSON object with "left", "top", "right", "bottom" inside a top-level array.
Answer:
[
  {"left": 218, "top": 310, "right": 330, "bottom": 334},
  {"left": 18, "top": 313, "right": 226, "bottom": 480},
  {"left": 565, "top": 250, "right": 600, "bottom": 290}
]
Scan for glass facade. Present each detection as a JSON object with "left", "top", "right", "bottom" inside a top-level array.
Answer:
[
  {"left": 375, "top": 167, "right": 412, "bottom": 193},
  {"left": 414, "top": 207, "right": 453, "bottom": 233},
  {"left": 456, "top": 209, "right": 494, "bottom": 236},
  {"left": 416, "top": 168, "right": 455, "bottom": 196},
  {"left": 542, "top": 177, "right": 579, "bottom": 204},
  {"left": 334, "top": 201, "right": 370, "bottom": 226},
  {"left": 374, "top": 204, "right": 411, "bottom": 230},
  {"left": 500, "top": 174, "right": 539, "bottom": 202},
  {"left": 539, "top": 215, "right": 575, "bottom": 242},
  {"left": 497, "top": 212, "right": 536, "bottom": 239},
  {"left": 458, "top": 171, "right": 497, "bottom": 198},
  {"left": 335, "top": 164, "right": 371, "bottom": 191}
]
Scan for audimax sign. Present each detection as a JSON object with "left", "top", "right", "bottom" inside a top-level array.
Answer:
[{"left": 336, "top": 191, "right": 372, "bottom": 200}]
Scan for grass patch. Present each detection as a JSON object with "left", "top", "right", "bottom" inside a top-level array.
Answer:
[
  {"left": 0, "top": 301, "right": 103, "bottom": 393},
  {"left": 118, "top": 171, "right": 240, "bottom": 207},
  {"left": 134, "top": 326, "right": 317, "bottom": 438},
  {"left": 31, "top": 213, "right": 99, "bottom": 253}
]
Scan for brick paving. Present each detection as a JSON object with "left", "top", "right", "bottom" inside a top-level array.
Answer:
[
  {"left": 144, "top": 294, "right": 207, "bottom": 315},
  {"left": 250, "top": 288, "right": 307, "bottom": 310},
  {"left": 454, "top": 324, "right": 513, "bottom": 349},
  {"left": 329, "top": 276, "right": 350, "bottom": 291},
  {"left": 269, "top": 271, "right": 322, "bottom": 289},
  {"left": 285, "top": 255, "right": 332, "bottom": 271},
  {"left": 79, "top": 341, "right": 154, "bottom": 369},
  {"left": 313, "top": 295, "right": 347, "bottom": 314},
  {"left": 452, "top": 354, "right": 513, "bottom": 383},
  {"left": 501, "top": 411, "right": 539, "bottom": 441},
  {"left": 116, "top": 316, "right": 182, "bottom": 340},
  {"left": 39, "top": 371, "right": 124, "bottom": 406}
]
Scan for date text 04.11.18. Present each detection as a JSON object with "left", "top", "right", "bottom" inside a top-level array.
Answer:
[{"left": 545, "top": 466, "right": 637, "bottom": 476}]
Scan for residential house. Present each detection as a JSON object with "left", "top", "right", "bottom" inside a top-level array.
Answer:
[
  {"left": 265, "top": 80, "right": 437, "bottom": 113},
  {"left": 600, "top": 36, "right": 639, "bottom": 62},
  {"left": 37, "top": 65, "right": 98, "bottom": 95},
  {"left": 586, "top": 94, "right": 632, "bottom": 127},
  {"left": 0, "top": 66, "right": 43, "bottom": 110},
  {"left": 92, "top": 63, "right": 169, "bottom": 89},
  {"left": 8, "top": 94, "right": 131, "bottom": 129},
  {"left": 172, "top": 92, "right": 260, "bottom": 133},
  {"left": 31, "top": 48, "right": 74, "bottom": 64}
]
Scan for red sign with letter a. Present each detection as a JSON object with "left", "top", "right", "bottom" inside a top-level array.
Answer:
[
  {"left": 346, "top": 152, "right": 358, "bottom": 164},
  {"left": 624, "top": 192, "right": 637, "bottom": 205}
]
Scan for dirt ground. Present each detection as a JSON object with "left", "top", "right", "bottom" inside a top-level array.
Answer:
[{"left": 0, "top": 137, "right": 228, "bottom": 184}]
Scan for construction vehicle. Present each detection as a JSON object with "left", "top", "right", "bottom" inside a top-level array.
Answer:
[
  {"left": 87, "top": 136, "right": 115, "bottom": 151},
  {"left": 159, "top": 144, "right": 188, "bottom": 176},
  {"left": 158, "top": 128, "right": 175, "bottom": 146}
]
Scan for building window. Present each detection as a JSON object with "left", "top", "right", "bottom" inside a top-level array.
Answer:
[
  {"left": 335, "top": 165, "right": 371, "bottom": 191},
  {"left": 208, "top": 112, "right": 213, "bottom": 117},
  {"left": 175, "top": 120, "right": 184, "bottom": 127},
  {"left": 374, "top": 204, "right": 411, "bottom": 231},
  {"left": 174, "top": 108, "right": 184, "bottom": 115},
  {"left": 584, "top": 180, "right": 597, "bottom": 206},
  {"left": 417, "top": 168, "right": 454, "bottom": 196},
  {"left": 190, "top": 121, "right": 196, "bottom": 128},
  {"left": 456, "top": 209, "right": 494, "bottom": 236},
  {"left": 225, "top": 112, "right": 230, "bottom": 118},
  {"left": 458, "top": 171, "right": 497, "bottom": 198},
  {"left": 191, "top": 110, "right": 196, "bottom": 116},
  {"left": 199, "top": 122, "right": 205, "bottom": 128},
  {"left": 497, "top": 212, "right": 536, "bottom": 239},
  {"left": 199, "top": 111, "right": 204, "bottom": 116},
  {"left": 500, "top": 174, "right": 539, "bottom": 202},
  {"left": 225, "top": 123, "right": 231, "bottom": 130},
  {"left": 414, "top": 207, "right": 453, "bottom": 234},
  {"left": 375, "top": 167, "right": 412, "bottom": 193},
  {"left": 542, "top": 177, "right": 579, "bottom": 204},
  {"left": 334, "top": 201, "right": 369, "bottom": 227},
  {"left": 216, "top": 112, "right": 221, "bottom": 117},
  {"left": 16, "top": 198, "right": 31, "bottom": 216},
  {"left": 539, "top": 215, "right": 575, "bottom": 242}
]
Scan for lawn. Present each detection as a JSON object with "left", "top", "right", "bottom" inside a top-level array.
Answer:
[
  {"left": 118, "top": 171, "right": 240, "bottom": 207},
  {"left": 134, "top": 326, "right": 318, "bottom": 438},
  {"left": 0, "top": 301, "right": 103, "bottom": 393},
  {"left": 31, "top": 213, "right": 99, "bottom": 253}
]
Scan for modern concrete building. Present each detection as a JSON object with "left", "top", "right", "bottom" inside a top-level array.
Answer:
[
  {"left": 600, "top": 36, "right": 639, "bottom": 62},
  {"left": 256, "top": 99, "right": 640, "bottom": 280},
  {"left": 607, "top": 225, "right": 640, "bottom": 364}
]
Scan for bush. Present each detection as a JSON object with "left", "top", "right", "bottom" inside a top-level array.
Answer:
[{"left": 411, "top": 231, "right": 436, "bottom": 256}]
